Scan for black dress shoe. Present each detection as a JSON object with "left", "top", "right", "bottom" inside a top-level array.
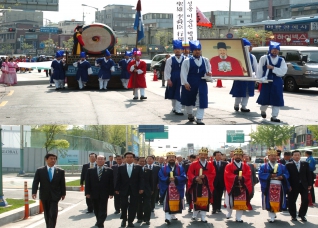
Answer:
[
  {"left": 261, "top": 112, "right": 266, "bottom": 118},
  {"left": 216, "top": 209, "right": 221, "bottom": 212},
  {"left": 188, "top": 115, "right": 195, "bottom": 122},
  {"left": 114, "top": 210, "right": 120, "bottom": 214},
  {"left": 291, "top": 217, "right": 297, "bottom": 221},
  {"left": 175, "top": 112, "right": 184, "bottom": 116},
  {"left": 234, "top": 106, "right": 239, "bottom": 111},
  {"left": 133, "top": 97, "right": 138, "bottom": 100},
  {"left": 300, "top": 216, "right": 307, "bottom": 222},
  {"left": 137, "top": 220, "right": 142, "bottom": 223},
  {"left": 127, "top": 223, "right": 135, "bottom": 227},
  {"left": 188, "top": 209, "right": 192, "bottom": 213},
  {"left": 140, "top": 96, "right": 147, "bottom": 100},
  {"left": 145, "top": 221, "right": 150, "bottom": 225},
  {"left": 241, "top": 108, "right": 250, "bottom": 112},
  {"left": 121, "top": 220, "right": 126, "bottom": 227},
  {"left": 212, "top": 210, "right": 216, "bottom": 214},
  {"left": 196, "top": 119, "right": 205, "bottom": 125},
  {"left": 165, "top": 219, "right": 171, "bottom": 224},
  {"left": 201, "top": 220, "right": 208, "bottom": 223},
  {"left": 86, "top": 211, "right": 93, "bottom": 214},
  {"left": 172, "top": 218, "right": 178, "bottom": 220},
  {"left": 236, "top": 220, "right": 243, "bottom": 223},
  {"left": 271, "top": 117, "right": 280, "bottom": 122}
]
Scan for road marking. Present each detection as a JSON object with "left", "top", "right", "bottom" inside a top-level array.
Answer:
[
  {"left": 25, "top": 200, "right": 83, "bottom": 228},
  {"left": 0, "top": 101, "right": 8, "bottom": 107},
  {"left": 7, "top": 90, "right": 14, "bottom": 96}
]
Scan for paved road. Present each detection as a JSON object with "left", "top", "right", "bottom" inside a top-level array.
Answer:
[
  {"left": 2, "top": 175, "right": 318, "bottom": 228},
  {"left": 0, "top": 71, "right": 318, "bottom": 125}
]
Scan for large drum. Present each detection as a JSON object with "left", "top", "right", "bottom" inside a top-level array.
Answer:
[{"left": 81, "top": 23, "right": 116, "bottom": 55}]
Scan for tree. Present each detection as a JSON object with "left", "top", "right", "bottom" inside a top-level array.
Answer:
[
  {"left": 62, "top": 37, "right": 74, "bottom": 52},
  {"left": 250, "top": 125, "right": 294, "bottom": 148},
  {"left": 42, "top": 38, "right": 57, "bottom": 55},
  {"left": 0, "top": 43, "right": 13, "bottom": 55},
  {"left": 235, "top": 27, "right": 274, "bottom": 46},
  {"left": 308, "top": 125, "right": 318, "bottom": 141},
  {"left": 21, "top": 42, "right": 34, "bottom": 55},
  {"left": 154, "top": 30, "right": 173, "bottom": 47},
  {"left": 36, "top": 125, "right": 70, "bottom": 155}
]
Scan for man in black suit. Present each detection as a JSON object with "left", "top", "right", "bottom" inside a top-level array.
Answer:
[
  {"left": 280, "top": 151, "right": 292, "bottom": 165},
  {"left": 212, "top": 151, "right": 227, "bottom": 214},
  {"left": 112, "top": 155, "right": 124, "bottom": 214},
  {"left": 115, "top": 152, "right": 145, "bottom": 227},
  {"left": 85, "top": 155, "right": 114, "bottom": 228},
  {"left": 32, "top": 153, "right": 66, "bottom": 228},
  {"left": 105, "top": 155, "right": 117, "bottom": 168},
  {"left": 136, "top": 157, "right": 153, "bottom": 225},
  {"left": 145, "top": 155, "right": 160, "bottom": 212},
  {"left": 80, "top": 152, "right": 97, "bottom": 213},
  {"left": 286, "top": 150, "right": 312, "bottom": 222},
  {"left": 184, "top": 154, "right": 196, "bottom": 212}
]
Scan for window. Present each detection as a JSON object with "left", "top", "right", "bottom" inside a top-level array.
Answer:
[
  {"left": 286, "top": 52, "right": 301, "bottom": 62},
  {"left": 240, "top": 20, "right": 244, "bottom": 23},
  {"left": 239, "top": 15, "right": 242, "bottom": 18},
  {"left": 275, "top": 9, "right": 282, "bottom": 17}
]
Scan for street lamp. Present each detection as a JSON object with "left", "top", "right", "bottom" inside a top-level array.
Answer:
[{"left": 82, "top": 4, "right": 99, "bottom": 24}]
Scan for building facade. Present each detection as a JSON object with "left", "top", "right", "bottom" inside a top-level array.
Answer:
[
  {"left": 96, "top": 5, "right": 135, "bottom": 32},
  {"left": 203, "top": 10, "right": 251, "bottom": 27},
  {"left": 143, "top": 13, "right": 173, "bottom": 30},
  {"left": 250, "top": 0, "right": 318, "bottom": 23},
  {"left": 58, "top": 20, "right": 83, "bottom": 34}
]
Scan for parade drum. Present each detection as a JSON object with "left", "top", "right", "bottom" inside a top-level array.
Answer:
[{"left": 82, "top": 23, "right": 116, "bottom": 55}]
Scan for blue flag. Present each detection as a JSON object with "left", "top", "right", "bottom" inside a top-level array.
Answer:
[{"left": 134, "top": 0, "right": 144, "bottom": 42}]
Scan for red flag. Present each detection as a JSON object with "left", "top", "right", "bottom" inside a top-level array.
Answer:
[
  {"left": 136, "top": 0, "right": 141, "bottom": 11},
  {"left": 196, "top": 7, "right": 212, "bottom": 28}
]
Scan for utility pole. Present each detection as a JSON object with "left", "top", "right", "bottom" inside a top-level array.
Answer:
[
  {"left": 228, "top": 0, "right": 232, "bottom": 32},
  {"left": 19, "top": 125, "right": 25, "bottom": 175},
  {"left": 0, "top": 126, "right": 8, "bottom": 207}
]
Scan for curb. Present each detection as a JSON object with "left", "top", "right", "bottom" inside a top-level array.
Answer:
[
  {"left": 66, "top": 186, "right": 81, "bottom": 191},
  {"left": 0, "top": 200, "right": 40, "bottom": 227}
]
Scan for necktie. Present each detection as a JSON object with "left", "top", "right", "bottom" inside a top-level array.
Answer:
[
  {"left": 217, "top": 161, "right": 220, "bottom": 170},
  {"left": 98, "top": 167, "right": 103, "bottom": 180},
  {"left": 110, "top": 161, "right": 112, "bottom": 168},
  {"left": 128, "top": 164, "right": 132, "bottom": 178},
  {"left": 48, "top": 168, "right": 53, "bottom": 182},
  {"left": 296, "top": 162, "right": 300, "bottom": 172},
  {"left": 90, "top": 163, "right": 94, "bottom": 168}
]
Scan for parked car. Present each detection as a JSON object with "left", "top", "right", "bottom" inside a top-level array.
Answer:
[
  {"left": 141, "top": 59, "right": 152, "bottom": 71},
  {"left": 152, "top": 59, "right": 164, "bottom": 79},
  {"left": 151, "top": 54, "right": 167, "bottom": 69},
  {"left": 254, "top": 157, "right": 265, "bottom": 170},
  {"left": 251, "top": 46, "right": 318, "bottom": 92}
]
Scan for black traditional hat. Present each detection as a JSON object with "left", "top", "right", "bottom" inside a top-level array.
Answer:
[
  {"left": 213, "top": 42, "right": 231, "bottom": 49},
  {"left": 74, "top": 25, "right": 83, "bottom": 32}
]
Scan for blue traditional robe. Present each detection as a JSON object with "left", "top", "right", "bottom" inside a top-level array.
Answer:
[
  {"left": 158, "top": 164, "right": 186, "bottom": 214},
  {"left": 96, "top": 58, "right": 115, "bottom": 79},
  {"left": 165, "top": 56, "right": 184, "bottom": 101},
  {"left": 181, "top": 57, "right": 208, "bottom": 108},
  {"left": 230, "top": 53, "right": 255, "bottom": 97},
  {"left": 258, "top": 163, "right": 290, "bottom": 212},
  {"left": 118, "top": 58, "right": 131, "bottom": 79},
  {"left": 256, "top": 55, "right": 284, "bottom": 106},
  {"left": 51, "top": 59, "right": 65, "bottom": 80},
  {"left": 74, "top": 60, "right": 91, "bottom": 82}
]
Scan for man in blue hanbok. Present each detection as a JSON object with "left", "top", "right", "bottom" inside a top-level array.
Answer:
[
  {"left": 259, "top": 148, "right": 290, "bottom": 223},
  {"left": 256, "top": 41, "right": 287, "bottom": 122},
  {"left": 51, "top": 51, "right": 66, "bottom": 91},
  {"left": 95, "top": 49, "right": 115, "bottom": 91},
  {"left": 164, "top": 40, "right": 185, "bottom": 115},
  {"left": 230, "top": 38, "right": 257, "bottom": 112},
  {"left": 180, "top": 40, "right": 212, "bottom": 125},
  {"left": 73, "top": 52, "right": 93, "bottom": 90},
  {"left": 158, "top": 151, "right": 186, "bottom": 225},
  {"left": 118, "top": 51, "right": 132, "bottom": 89}
]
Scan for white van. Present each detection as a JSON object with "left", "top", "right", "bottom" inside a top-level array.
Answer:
[
  {"left": 151, "top": 54, "right": 167, "bottom": 70},
  {"left": 251, "top": 46, "right": 318, "bottom": 92}
]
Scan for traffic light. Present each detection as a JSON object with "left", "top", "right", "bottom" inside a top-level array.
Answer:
[
  {"left": 28, "top": 29, "right": 36, "bottom": 32},
  {"left": 8, "top": 28, "right": 16, "bottom": 32}
]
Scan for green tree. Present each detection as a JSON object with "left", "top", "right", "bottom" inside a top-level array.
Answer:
[
  {"left": 62, "top": 37, "right": 74, "bottom": 52},
  {"left": 67, "top": 125, "right": 86, "bottom": 137},
  {"left": 21, "top": 42, "right": 33, "bottom": 50},
  {"left": 36, "top": 125, "right": 70, "bottom": 154},
  {"left": 250, "top": 125, "right": 294, "bottom": 148},
  {"left": 235, "top": 27, "right": 274, "bottom": 46},
  {"left": 308, "top": 125, "right": 318, "bottom": 140},
  {"left": 0, "top": 43, "right": 13, "bottom": 55},
  {"left": 42, "top": 38, "right": 57, "bottom": 55},
  {"left": 154, "top": 30, "right": 173, "bottom": 46}
]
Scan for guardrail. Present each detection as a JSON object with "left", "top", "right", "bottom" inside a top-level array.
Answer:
[{"left": 56, "top": 165, "right": 82, "bottom": 174}]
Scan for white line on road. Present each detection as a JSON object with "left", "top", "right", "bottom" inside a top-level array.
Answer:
[{"left": 25, "top": 200, "right": 83, "bottom": 228}]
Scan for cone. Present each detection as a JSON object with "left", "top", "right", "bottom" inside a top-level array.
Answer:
[
  {"left": 215, "top": 79, "right": 223, "bottom": 88},
  {"left": 315, "top": 174, "right": 318, "bottom": 187},
  {"left": 258, "top": 83, "right": 262, "bottom": 92},
  {"left": 153, "top": 70, "right": 158, "bottom": 81},
  {"left": 80, "top": 185, "right": 84, "bottom": 192},
  {"left": 308, "top": 191, "right": 314, "bottom": 206},
  {"left": 39, "top": 200, "right": 44, "bottom": 214}
]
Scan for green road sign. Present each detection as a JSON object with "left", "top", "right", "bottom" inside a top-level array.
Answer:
[
  {"left": 145, "top": 132, "right": 168, "bottom": 140},
  {"left": 226, "top": 130, "right": 244, "bottom": 143}
]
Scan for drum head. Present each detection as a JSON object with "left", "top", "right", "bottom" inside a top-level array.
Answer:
[{"left": 82, "top": 23, "right": 116, "bottom": 55}]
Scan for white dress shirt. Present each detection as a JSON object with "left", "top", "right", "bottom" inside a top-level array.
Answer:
[
  {"left": 164, "top": 55, "right": 184, "bottom": 80},
  {"left": 180, "top": 56, "right": 212, "bottom": 85}
]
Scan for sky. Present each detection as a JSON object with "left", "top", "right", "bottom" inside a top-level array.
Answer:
[
  {"left": 150, "top": 125, "right": 257, "bottom": 155},
  {"left": 43, "top": 0, "right": 250, "bottom": 24}
]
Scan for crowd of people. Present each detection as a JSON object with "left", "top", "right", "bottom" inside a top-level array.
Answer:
[{"left": 31, "top": 148, "right": 316, "bottom": 228}]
